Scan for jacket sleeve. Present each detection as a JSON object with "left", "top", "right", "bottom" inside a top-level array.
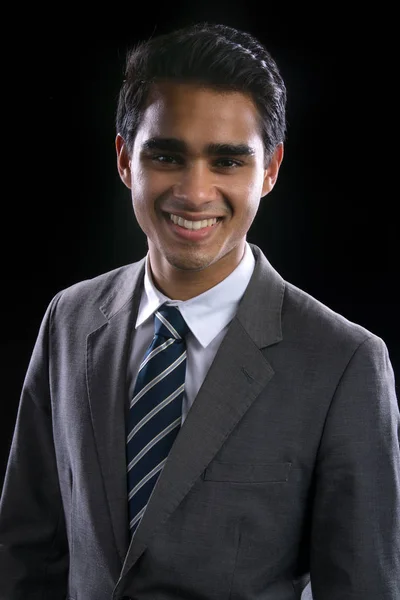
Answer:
[
  {"left": 0, "top": 293, "right": 69, "bottom": 600},
  {"left": 310, "top": 334, "right": 400, "bottom": 599}
]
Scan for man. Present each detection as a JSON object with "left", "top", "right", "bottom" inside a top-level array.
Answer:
[{"left": 0, "top": 22, "right": 399, "bottom": 600}]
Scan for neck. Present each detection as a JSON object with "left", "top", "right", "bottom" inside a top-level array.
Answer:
[{"left": 148, "top": 244, "right": 245, "bottom": 301}]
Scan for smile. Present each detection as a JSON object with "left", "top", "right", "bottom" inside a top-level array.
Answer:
[
  {"left": 165, "top": 212, "right": 222, "bottom": 242},
  {"left": 169, "top": 213, "right": 219, "bottom": 230}
]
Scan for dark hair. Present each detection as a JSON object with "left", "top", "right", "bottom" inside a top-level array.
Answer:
[{"left": 116, "top": 22, "right": 287, "bottom": 164}]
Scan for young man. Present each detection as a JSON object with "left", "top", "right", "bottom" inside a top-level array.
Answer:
[{"left": 1, "top": 22, "right": 399, "bottom": 600}]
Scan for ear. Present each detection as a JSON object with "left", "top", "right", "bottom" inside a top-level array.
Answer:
[
  {"left": 116, "top": 133, "right": 132, "bottom": 189},
  {"left": 261, "top": 142, "right": 284, "bottom": 197}
]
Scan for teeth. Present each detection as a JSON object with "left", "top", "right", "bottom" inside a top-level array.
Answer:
[{"left": 169, "top": 214, "right": 218, "bottom": 230}]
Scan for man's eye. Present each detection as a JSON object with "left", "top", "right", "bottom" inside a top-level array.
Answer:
[
  {"left": 148, "top": 155, "right": 242, "bottom": 169},
  {"left": 215, "top": 158, "right": 242, "bottom": 168},
  {"left": 152, "top": 154, "right": 180, "bottom": 164}
]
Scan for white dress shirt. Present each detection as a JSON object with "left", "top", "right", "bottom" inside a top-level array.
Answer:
[{"left": 127, "top": 242, "right": 256, "bottom": 423}]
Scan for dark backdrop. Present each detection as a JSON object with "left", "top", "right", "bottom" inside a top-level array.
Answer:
[{"left": 1, "top": 4, "right": 398, "bottom": 489}]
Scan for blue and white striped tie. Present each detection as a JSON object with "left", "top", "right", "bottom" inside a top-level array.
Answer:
[{"left": 126, "top": 304, "right": 189, "bottom": 538}]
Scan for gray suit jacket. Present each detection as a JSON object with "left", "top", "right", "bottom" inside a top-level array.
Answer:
[{"left": 1, "top": 244, "right": 399, "bottom": 600}]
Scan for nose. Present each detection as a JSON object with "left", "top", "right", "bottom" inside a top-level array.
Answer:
[{"left": 172, "top": 161, "right": 218, "bottom": 207}]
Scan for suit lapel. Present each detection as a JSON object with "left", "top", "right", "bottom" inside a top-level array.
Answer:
[
  {"left": 118, "top": 244, "right": 285, "bottom": 579},
  {"left": 86, "top": 260, "right": 145, "bottom": 563}
]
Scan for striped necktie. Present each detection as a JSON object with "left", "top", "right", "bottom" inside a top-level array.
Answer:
[{"left": 126, "top": 304, "right": 189, "bottom": 538}]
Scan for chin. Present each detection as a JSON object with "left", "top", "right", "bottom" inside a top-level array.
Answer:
[{"left": 165, "top": 250, "right": 216, "bottom": 272}]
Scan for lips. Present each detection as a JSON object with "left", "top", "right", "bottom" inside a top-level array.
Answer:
[
  {"left": 169, "top": 213, "right": 219, "bottom": 231},
  {"left": 164, "top": 211, "right": 222, "bottom": 241}
]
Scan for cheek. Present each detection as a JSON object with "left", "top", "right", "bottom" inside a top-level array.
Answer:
[
  {"left": 232, "top": 166, "right": 265, "bottom": 197},
  {"left": 232, "top": 179, "right": 262, "bottom": 218},
  {"left": 130, "top": 167, "right": 154, "bottom": 215},
  {"left": 130, "top": 163, "right": 147, "bottom": 194},
  {"left": 132, "top": 167, "right": 171, "bottom": 208}
]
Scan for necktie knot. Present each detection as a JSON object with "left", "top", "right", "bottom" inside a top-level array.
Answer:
[{"left": 154, "top": 305, "right": 189, "bottom": 341}]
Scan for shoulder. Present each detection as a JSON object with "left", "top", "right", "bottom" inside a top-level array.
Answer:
[
  {"left": 248, "top": 244, "right": 377, "bottom": 351},
  {"left": 281, "top": 279, "right": 388, "bottom": 368},
  {"left": 270, "top": 278, "right": 392, "bottom": 395},
  {"left": 44, "top": 258, "right": 146, "bottom": 327}
]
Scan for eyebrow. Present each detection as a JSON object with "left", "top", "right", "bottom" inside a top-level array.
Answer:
[{"left": 141, "top": 137, "right": 256, "bottom": 157}]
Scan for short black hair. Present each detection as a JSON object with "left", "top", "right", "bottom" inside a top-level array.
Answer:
[{"left": 116, "top": 22, "right": 286, "bottom": 164}]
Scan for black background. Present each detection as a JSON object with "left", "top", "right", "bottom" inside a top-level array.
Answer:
[{"left": 1, "top": 3, "right": 398, "bottom": 487}]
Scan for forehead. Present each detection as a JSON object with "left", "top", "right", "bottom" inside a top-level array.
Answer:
[{"left": 135, "top": 82, "right": 263, "bottom": 148}]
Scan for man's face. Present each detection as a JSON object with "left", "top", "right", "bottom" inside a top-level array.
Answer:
[{"left": 117, "top": 82, "right": 282, "bottom": 284}]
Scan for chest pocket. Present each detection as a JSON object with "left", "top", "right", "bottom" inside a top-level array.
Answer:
[{"left": 203, "top": 461, "right": 292, "bottom": 483}]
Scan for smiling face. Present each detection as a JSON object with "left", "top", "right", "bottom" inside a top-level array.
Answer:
[{"left": 116, "top": 82, "right": 283, "bottom": 298}]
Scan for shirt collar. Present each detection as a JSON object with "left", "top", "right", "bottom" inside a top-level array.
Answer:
[{"left": 135, "top": 242, "right": 255, "bottom": 348}]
